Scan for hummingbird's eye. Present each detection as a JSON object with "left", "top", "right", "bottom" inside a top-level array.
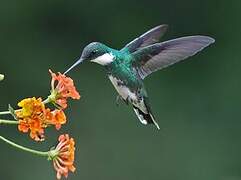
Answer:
[{"left": 91, "top": 50, "right": 97, "bottom": 56}]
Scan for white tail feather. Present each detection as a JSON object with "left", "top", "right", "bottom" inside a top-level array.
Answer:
[
  {"left": 133, "top": 108, "right": 148, "bottom": 125},
  {"left": 133, "top": 107, "right": 160, "bottom": 130}
]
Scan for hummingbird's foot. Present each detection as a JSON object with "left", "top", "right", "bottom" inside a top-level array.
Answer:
[{"left": 125, "top": 96, "right": 132, "bottom": 105}]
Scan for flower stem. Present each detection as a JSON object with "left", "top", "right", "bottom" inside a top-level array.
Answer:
[
  {"left": 43, "top": 97, "right": 51, "bottom": 104},
  {"left": 0, "top": 111, "right": 11, "bottom": 115},
  {"left": 0, "top": 135, "right": 49, "bottom": 157},
  {"left": 0, "top": 119, "right": 19, "bottom": 125},
  {"left": 0, "top": 109, "right": 21, "bottom": 115}
]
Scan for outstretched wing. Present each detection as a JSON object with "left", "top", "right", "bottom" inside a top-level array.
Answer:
[
  {"left": 132, "top": 36, "right": 215, "bottom": 79},
  {"left": 121, "top": 24, "right": 168, "bottom": 53}
]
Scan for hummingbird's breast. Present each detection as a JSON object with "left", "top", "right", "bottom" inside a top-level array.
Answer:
[
  {"left": 107, "top": 57, "right": 146, "bottom": 112},
  {"left": 107, "top": 56, "right": 142, "bottom": 90},
  {"left": 108, "top": 75, "right": 137, "bottom": 100},
  {"left": 108, "top": 75, "right": 147, "bottom": 113}
]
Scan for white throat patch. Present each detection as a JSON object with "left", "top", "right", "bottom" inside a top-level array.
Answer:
[{"left": 91, "top": 53, "right": 114, "bottom": 65}]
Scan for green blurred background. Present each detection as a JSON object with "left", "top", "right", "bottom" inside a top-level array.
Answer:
[{"left": 0, "top": 0, "right": 241, "bottom": 179}]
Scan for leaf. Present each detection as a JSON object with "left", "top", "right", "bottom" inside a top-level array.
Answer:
[{"left": 8, "top": 104, "right": 18, "bottom": 120}]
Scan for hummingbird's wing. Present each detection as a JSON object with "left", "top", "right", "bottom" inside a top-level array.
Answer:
[
  {"left": 132, "top": 36, "right": 215, "bottom": 79},
  {"left": 121, "top": 24, "right": 168, "bottom": 53}
]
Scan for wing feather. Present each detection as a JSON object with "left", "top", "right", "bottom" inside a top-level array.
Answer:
[
  {"left": 132, "top": 36, "right": 215, "bottom": 79},
  {"left": 122, "top": 24, "right": 168, "bottom": 53}
]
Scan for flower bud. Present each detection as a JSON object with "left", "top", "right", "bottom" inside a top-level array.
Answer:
[{"left": 0, "top": 74, "right": 4, "bottom": 81}]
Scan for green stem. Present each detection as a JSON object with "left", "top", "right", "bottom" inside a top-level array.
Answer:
[
  {"left": 0, "top": 109, "right": 21, "bottom": 115},
  {"left": 0, "top": 119, "right": 19, "bottom": 125},
  {"left": 0, "top": 111, "right": 11, "bottom": 115},
  {"left": 43, "top": 97, "right": 51, "bottom": 104},
  {"left": 0, "top": 135, "right": 49, "bottom": 157}
]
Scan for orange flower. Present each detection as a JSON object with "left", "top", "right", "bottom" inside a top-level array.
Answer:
[
  {"left": 17, "top": 97, "right": 46, "bottom": 141},
  {"left": 16, "top": 97, "right": 67, "bottom": 141},
  {"left": 51, "top": 134, "right": 76, "bottom": 179},
  {"left": 49, "top": 70, "right": 80, "bottom": 109},
  {"left": 46, "top": 109, "right": 66, "bottom": 130},
  {"left": 18, "top": 118, "right": 45, "bottom": 141}
]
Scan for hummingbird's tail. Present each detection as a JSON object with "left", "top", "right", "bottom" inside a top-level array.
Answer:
[{"left": 132, "top": 105, "right": 160, "bottom": 130}]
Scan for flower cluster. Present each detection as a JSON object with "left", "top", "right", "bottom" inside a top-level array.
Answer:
[
  {"left": 0, "top": 70, "right": 80, "bottom": 179},
  {"left": 51, "top": 134, "right": 76, "bottom": 179},
  {"left": 14, "top": 70, "right": 80, "bottom": 141},
  {"left": 16, "top": 97, "right": 66, "bottom": 141},
  {"left": 49, "top": 70, "right": 80, "bottom": 109}
]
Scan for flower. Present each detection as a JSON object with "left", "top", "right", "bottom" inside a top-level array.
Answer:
[
  {"left": 17, "top": 97, "right": 45, "bottom": 117},
  {"left": 16, "top": 97, "right": 67, "bottom": 141},
  {"left": 17, "top": 97, "right": 46, "bottom": 141},
  {"left": 50, "top": 134, "right": 76, "bottom": 179},
  {"left": 46, "top": 109, "right": 66, "bottom": 130},
  {"left": 49, "top": 70, "right": 80, "bottom": 109},
  {"left": 18, "top": 118, "right": 45, "bottom": 141}
]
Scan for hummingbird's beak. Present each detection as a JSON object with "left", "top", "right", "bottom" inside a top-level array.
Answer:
[{"left": 64, "top": 58, "right": 83, "bottom": 75}]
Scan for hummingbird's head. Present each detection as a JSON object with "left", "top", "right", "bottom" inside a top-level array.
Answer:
[
  {"left": 81, "top": 42, "right": 114, "bottom": 64},
  {"left": 64, "top": 42, "right": 114, "bottom": 74}
]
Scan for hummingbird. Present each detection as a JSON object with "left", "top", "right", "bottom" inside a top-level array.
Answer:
[{"left": 64, "top": 24, "right": 215, "bottom": 129}]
